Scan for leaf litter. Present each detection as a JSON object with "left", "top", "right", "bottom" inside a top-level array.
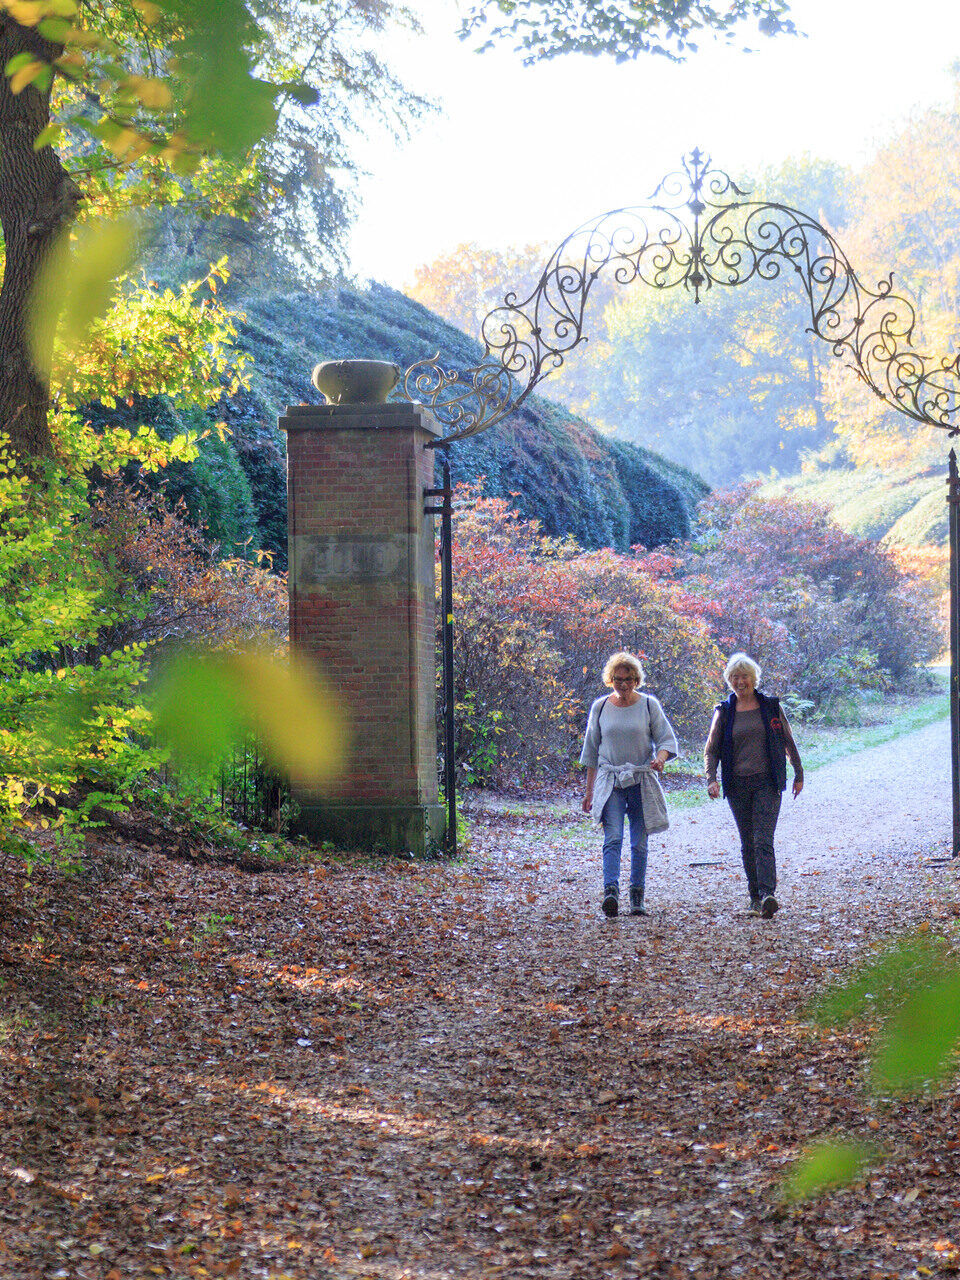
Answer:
[{"left": 0, "top": 762, "right": 957, "bottom": 1279}]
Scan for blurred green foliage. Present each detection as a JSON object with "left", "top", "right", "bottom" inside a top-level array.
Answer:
[
  {"left": 783, "top": 1139, "right": 879, "bottom": 1203},
  {"left": 787, "top": 933, "right": 960, "bottom": 1199},
  {"left": 811, "top": 935, "right": 960, "bottom": 1094},
  {"left": 28, "top": 218, "right": 139, "bottom": 378},
  {"left": 152, "top": 648, "right": 343, "bottom": 785},
  {"left": 0, "top": 0, "right": 375, "bottom": 856}
]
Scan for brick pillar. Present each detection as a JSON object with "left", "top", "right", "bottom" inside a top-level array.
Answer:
[{"left": 279, "top": 402, "right": 444, "bottom": 854}]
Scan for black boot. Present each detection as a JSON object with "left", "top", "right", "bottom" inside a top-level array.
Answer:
[
  {"left": 629, "top": 887, "right": 647, "bottom": 916},
  {"left": 602, "top": 885, "right": 619, "bottom": 917}
]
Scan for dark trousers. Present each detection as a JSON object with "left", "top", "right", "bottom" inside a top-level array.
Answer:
[{"left": 726, "top": 773, "right": 781, "bottom": 899}]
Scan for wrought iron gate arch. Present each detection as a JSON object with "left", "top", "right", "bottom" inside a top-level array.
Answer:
[{"left": 402, "top": 148, "right": 960, "bottom": 447}]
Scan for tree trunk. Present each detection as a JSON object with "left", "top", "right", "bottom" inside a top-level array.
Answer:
[
  {"left": 804, "top": 342, "right": 826, "bottom": 435},
  {"left": 0, "top": 16, "right": 79, "bottom": 459}
]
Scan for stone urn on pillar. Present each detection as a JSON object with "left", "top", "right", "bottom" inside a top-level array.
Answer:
[
  {"left": 311, "top": 359, "right": 401, "bottom": 405},
  {"left": 279, "top": 359, "right": 445, "bottom": 855}
]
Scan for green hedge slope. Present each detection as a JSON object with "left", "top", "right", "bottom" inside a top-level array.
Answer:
[
  {"left": 221, "top": 283, "right": 707, "bottom": 568},
  {"left": 763, "top": 464, "right": 946, "bottom": 547}
]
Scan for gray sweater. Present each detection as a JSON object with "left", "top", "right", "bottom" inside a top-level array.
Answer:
[
  {"left": 579, "top": 694, "right": 680, "bottom": 834},
  {"left": 579, "top": 694, "right": 679, "bottom": 770}
]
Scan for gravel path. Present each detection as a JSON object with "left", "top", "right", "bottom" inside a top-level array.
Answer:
[
  {"left": 4, "top": 713, "right": 957, "bottom": 1280},
  {"left": 648, "top": 713, "right": 953, "bottom": 914},
  {"left": 439, "top": 713, "right": 960, "bottom": 1278},
  {"left": 466, "top": 712, "right": 956, "bottom": 927}
]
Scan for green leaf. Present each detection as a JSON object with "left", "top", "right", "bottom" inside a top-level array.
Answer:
[
  {"left": 28, "top": 217, "right": 139, "bottom": 377},
  {"left": 782, "top": 1139, "right": 879, "bottom": 1202},
  {"left": 810, "top": 933, "right": 960, "bottom": 1097},
  {"left": 170, "top": 0, "right": 279, "bottom": 155},
  {"left": 31, "top": 63, "right": 53, "bottom": 93},
  {"left": 810, "top": 936, "right": 951, "bottom": 1028},
  {"left": 152, "top": 652, "right": 245, "bottom": 771},
  {"left": 30, "top": 683, "right": 102, "bottom": 740},
  {"left": 152, "top": 649, "right": 345, "bottom": 784},
  {"left": 6, "top": 57, "right": 51, "bottom": 95},
  {"left": 5, "top": 52, "right": 36, "bottom": 76},
  {"left": 38, "top": 17, "right": 75, "bottom": 41},
  {"left": 33, "top": 123, "right": 64, "bottom": 151},
  {"left": 90, "top": 116, "right": 124, "bottom": 144},
  {"left": 168, "top": 147, "right": 201, "bottom": 176},
  {"left": 872, "top": 970, "right": 960, "bottom": 1092}
]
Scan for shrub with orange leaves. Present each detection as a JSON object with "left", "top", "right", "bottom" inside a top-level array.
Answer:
[
  {"left": 888, "top": 546, "right": 949, "bottom": 654},
  {"left": 556, "top": 545, "right": 723, "bottom": 741},
  {"left": 449, "top": 490, "right": 579, "bottom": 781},
  {"left": 82, "top": 480, "right": 287, "bottom": 662},
  {"left": 449, "top": 487, "right": 722, "bottom": 780},
  {"left": 684, "top": 484, "right": 942, "bottom": 705},
  {"left": 450, "top": 481, "right": 942, "bottom": 780}
]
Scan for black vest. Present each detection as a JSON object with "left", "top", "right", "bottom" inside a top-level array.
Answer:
[{"left": 717, "top": 690, "right": 788, "bottom": 796}]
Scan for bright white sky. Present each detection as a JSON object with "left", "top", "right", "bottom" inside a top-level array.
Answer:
[{"left": 347, "top": 0, "right": 960, "bottom": 289}]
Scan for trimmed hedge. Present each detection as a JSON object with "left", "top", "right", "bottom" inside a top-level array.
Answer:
[{"left": 223, "top": 282, "right": 707, "bottom": 565}]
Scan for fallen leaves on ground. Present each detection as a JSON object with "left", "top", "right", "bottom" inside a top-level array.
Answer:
[{"left": 0, "top": 785, "right": 957, "bottom": 1279}]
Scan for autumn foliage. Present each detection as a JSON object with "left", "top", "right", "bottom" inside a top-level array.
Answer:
[
  {"left": 449, "top": 483, "right": 941, "bottom": 782},
  {"left": 449, "top": 486, "right": 722, "bottom": 780},
  {"left": 87, "top": 480, "right": 287, "bottom": 656},
  {"left": 683, "top": 484, "right": 942, "bottom": 709},
  {"left": 0, "top": 240, "right": 290, "bottom": 860}
]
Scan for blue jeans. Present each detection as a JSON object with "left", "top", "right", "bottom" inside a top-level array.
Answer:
[{"left": 600, "top": 784, "right": 648, "bottom": 891}]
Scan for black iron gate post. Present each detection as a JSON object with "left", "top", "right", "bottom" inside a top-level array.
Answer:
[
  {"left": 425, "top": 456, "right": 457, "bottom": 856},
  {"left": 949, "top": 449, "right": 960, "bottom": 857}
]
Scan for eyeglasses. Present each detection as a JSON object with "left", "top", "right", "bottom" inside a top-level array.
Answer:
[{"left": 612, "top": 676, "right": 638, "bottom": 685}]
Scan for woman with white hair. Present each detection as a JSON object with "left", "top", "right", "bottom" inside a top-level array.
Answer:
[
  {"left": 580, "top": 651, "right": 679, "bottom": 918},
  {"left": 704, "top": 652, "right": 803, "bottom": 918}
]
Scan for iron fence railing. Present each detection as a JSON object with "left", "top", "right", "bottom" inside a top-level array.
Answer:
[{"left": 217, "top": 739, "right": 289, "bottom": 832}]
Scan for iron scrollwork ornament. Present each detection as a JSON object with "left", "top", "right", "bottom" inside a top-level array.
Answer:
[{"left": 402, "top": 148, "right": 960, "bottom": 445}]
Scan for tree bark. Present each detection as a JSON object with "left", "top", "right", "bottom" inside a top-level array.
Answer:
[
  {"left": 0, "top": 16, "right": 79, "bottom": 459},
  {"left": 804, "top": 343, "right": 827, "bottom": 435}
]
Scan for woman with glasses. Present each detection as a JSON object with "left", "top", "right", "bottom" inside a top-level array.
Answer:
[{"left": 580, "top": 651, "right": 678, "bottom": 918}]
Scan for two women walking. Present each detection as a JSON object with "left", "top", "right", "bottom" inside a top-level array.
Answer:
[{"left": 580, "top": 649, "right": 802, "bottom": 918}]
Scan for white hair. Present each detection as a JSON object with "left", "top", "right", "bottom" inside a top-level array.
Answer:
[{"left": 724, "top": 652, "right": 762, "bottom": 689}]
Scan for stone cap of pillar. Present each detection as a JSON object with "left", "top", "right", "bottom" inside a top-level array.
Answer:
[{"left": 279, "top": 402, "right": 441, "bottom": 439}]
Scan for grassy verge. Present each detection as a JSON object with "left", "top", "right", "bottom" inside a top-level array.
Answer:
[{"left": 797, "top": 671, "right": 948, "bottom": 772}]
